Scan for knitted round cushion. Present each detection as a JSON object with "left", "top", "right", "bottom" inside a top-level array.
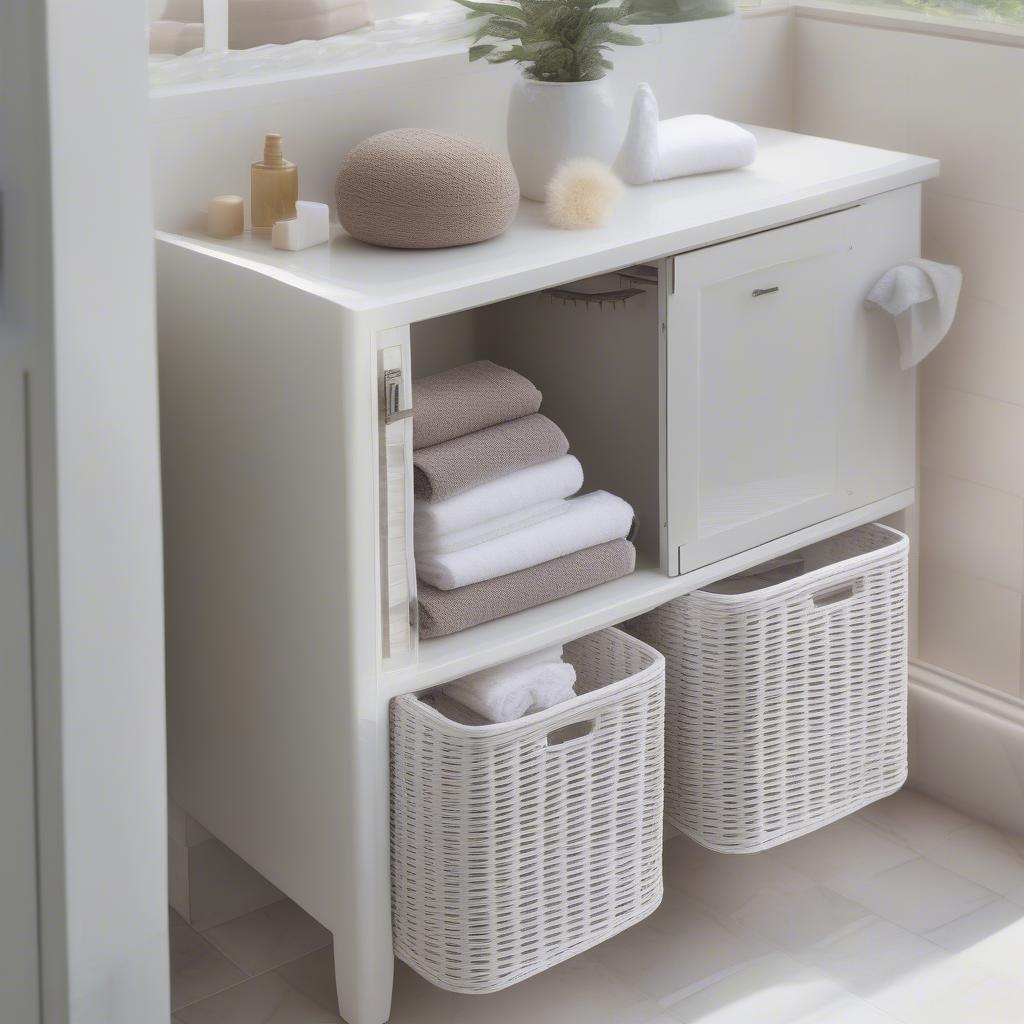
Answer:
[{"left": 335, "top": 129, "right": 519, "bottom": 249}]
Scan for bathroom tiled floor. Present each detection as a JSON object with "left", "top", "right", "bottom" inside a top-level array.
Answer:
[{"left": 170, "top": 788, "right": 1024, "bottom": 1024}]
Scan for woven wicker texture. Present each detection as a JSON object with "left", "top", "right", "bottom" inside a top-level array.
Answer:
[
  {"left": 626, "top": 524, "right": 909, "bottom": 855},
  {"left": 390, "top": 627, "right": 665, "bottom": 993},
  {"left": 336, "top": 129, "right": 519, "bottom": 249}
]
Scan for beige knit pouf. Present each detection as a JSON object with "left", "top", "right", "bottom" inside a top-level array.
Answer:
[{"left": 335, "top": 129, "right": 519, "bottom": 249}]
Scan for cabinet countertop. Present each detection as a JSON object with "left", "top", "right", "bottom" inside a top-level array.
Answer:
[{"left": 157, "top": 125, "right": 937, "bottom": 327}]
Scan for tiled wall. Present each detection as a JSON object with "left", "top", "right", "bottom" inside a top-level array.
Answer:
[{"left": 796, "top": 16, "right": 1024, "bottom": 699}]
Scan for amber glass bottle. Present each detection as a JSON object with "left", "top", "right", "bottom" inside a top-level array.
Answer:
[{"left": 251, "top": 133, "right": 298, "bottom": 228}]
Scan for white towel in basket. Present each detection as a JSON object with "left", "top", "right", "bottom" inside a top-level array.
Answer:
[
  {"left": 441, "top": 646, "right": 577, "bottom": 723},
  {"left": 414, "top": 455, "right": 584, "bottom": 543},
  {"left": 417, "top": 490, "right": 635, "bottom": 591}
]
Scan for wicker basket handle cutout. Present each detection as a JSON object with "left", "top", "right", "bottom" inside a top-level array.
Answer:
[
  {"left": 542, "top": 715, "right": 603, "bottom": 751},
  {"left": 811, "top": 579, "right": 862, "bottom": 608}
]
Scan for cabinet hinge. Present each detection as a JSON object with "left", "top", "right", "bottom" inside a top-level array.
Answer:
[{"left": 384, "top": 367, "right": 413, "bottom": 425}]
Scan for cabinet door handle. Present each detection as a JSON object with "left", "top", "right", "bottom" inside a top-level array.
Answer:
[{"left": 752, "top": 286, "right": 780, "bottom": 298}]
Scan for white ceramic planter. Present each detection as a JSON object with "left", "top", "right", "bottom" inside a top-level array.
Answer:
[{"left": 506, "top": 77, "right": 618, "bottom": 201}]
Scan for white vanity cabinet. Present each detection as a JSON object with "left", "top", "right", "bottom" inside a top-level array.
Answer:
[
  {"left": 667, "top": 188, "right": 918, "bottom": 574},
  {"left": 156, "top": 128, "right": 937, "bottom": 1024}
]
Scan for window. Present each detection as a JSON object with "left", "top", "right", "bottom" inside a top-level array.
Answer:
[
  {"left": 148, "top": 0, "right": 737, "bottom": 90},
  {"left": 824, "top": 0, "right": 1024, "bottom": 24},
  {"left": 148, "top": 0, "right": 454, "bottom": 56}
]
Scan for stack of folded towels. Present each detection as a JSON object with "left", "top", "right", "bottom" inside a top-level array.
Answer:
[{"left": 413, "top": 360, "right": 637, "bottom": 643}]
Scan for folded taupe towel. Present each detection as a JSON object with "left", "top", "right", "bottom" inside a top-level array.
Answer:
[
  {"left": 412, "top": 360, "right": 543, "bottom": 451},
  {"left": 417, "top": 539, "right": 636, "bottom": 639},
  {"left": 414, "top": 413, "right": 569, "bottom": 503}
]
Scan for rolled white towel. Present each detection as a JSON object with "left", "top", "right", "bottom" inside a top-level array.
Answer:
[
  {"left": 417, "top": 490, "right": 636, "bottom": 591},
  {"left": 415, "top": 499, "right": 569, "bottom": 556},
  {"left": 655, "top": 115, "right": 757, "bottom": 182},
  {"left": 441, "top": 646, "right": 577, "bottom": 723},
  {"left": 865, "top": 258, "right": 962, "bottom": 369},
  {"left": 615, "top": 84, "right": 757, "bottom": 185},
  {"left": 414, "top": 455, "right": 584, "bottom": 543}
]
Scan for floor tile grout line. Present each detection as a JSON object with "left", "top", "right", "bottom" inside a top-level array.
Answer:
[
  {"left": 191, "top": 921, "right": 254, "bottom": 976},
  {"left": 187, "top": 893, "right": 291, "bottom": 939},
  {"left": 193, "top": 894, "right": 291, "bottom": 944},
  {"left": 779, "top": 899, "right": 952, "bottom": 1015},
  {"left": 172, "top": 797, "right": 1024, "bottom": 1023},
  {"left": 654, "top": 958, "right": 759, "bottom": 1011},
  {"left": 172, "top": 934, "right": 335, "bottom": 1013},
  {"left": 852, "top": 804, "right": 978, "bottom": 859},
  {"left": 184, "top": 893, "right": 332, "bottom": 977},
  {"left": 659, "top": 842, "right": 888, "bottom": 1014},
  {"left": 662, "top": 834, "right": 1015, "bottom": 1018},
  {"left": 815, "top": 870, "right": 1003, "bottom": 949}
]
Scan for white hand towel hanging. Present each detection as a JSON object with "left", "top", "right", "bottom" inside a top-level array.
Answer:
[
  {"left": 615, "top": 83, "right": 758, "bottom": 186},
  {"left": 865, "top": 258, "right": 963, "bottom": 369}
]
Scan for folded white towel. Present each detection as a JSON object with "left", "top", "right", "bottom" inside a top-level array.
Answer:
[
  {"left": 441, "top": 646, "right": 577, "bottom": 723},
  {"left": 417, "top": 490, "right": 635, "bottom": 591},
  {"left": 616, "top": 84, "right": 757, "bottom": 185},
  {"left": 416, "top": 499, "right": 569, "bottom": 556},
  {"left": 414, "top": 455, "right": 584, "bottom": 543},
  {"left": 656, "top": 115, "right": 758, "bottom": 181},
  {"left": 865, "top": 258, "right": 963, "bottom": 369}
]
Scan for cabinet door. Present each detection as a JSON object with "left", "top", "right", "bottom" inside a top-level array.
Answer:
[{"left": 667, "top": 193, "right": 917, "bottom": 575}]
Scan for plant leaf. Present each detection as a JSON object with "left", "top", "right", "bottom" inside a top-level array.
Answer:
[
  {"left": 453, "top": 0, "right": 526, "bottom": 16},
  {"left": 458, "top": 0, "right": 643, "bottom": 81},
  {"left": 604, "top": 27, "right": 643, "bottom": 43}
]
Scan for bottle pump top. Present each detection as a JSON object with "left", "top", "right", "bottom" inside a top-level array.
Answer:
[{"left": 264, "top": 132, "right": 293, "bottom": 167}]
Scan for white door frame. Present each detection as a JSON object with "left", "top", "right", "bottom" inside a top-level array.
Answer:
[{"left": 0, "top": 2, "right": 169, "bottom": 1022}]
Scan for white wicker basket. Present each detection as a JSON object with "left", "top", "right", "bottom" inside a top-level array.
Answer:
[
  {"left": 626, "top": 523, "right": 908, "bottom": 855},
  {"left": 390, "top": 627, "right": 665, "bottom": 994}
]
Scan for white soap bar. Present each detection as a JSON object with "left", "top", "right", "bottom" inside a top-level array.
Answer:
[{"left": 271, "top": 201, "right": 330, "bottom": 251}]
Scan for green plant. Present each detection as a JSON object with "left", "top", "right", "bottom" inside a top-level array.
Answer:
[{"left": 455, "top": 0, "right": 644, "bottom": 82}]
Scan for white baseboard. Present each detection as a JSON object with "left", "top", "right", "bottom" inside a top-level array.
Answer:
[{"left": 909, "top": 660, "right": 1024, "bottom": 836}]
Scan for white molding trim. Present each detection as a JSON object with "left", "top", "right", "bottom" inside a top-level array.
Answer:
[
  {"left": 910, "top": 658, "right": 1024, "bottom": 729},
  {"left": 737, "top": 3, "right": 794, "bottom": 19},
  {"left": 907, "top": 659, "right": 1024, "bottom": 834},
  {"left": 794, "top": 1, "right": 1024, "bottom": 48}
]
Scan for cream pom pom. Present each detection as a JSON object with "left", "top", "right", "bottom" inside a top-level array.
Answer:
[{"left": 545, "top": 159, "right": 624, "bottom": 230}]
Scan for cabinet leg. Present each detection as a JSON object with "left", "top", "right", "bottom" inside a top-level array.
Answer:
[
  {"left": 333, "top": 939, "right": 393, "bottom": 1024},
  {"left": 330, "top": 696, "right": 394, "bottom": 1023}
]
